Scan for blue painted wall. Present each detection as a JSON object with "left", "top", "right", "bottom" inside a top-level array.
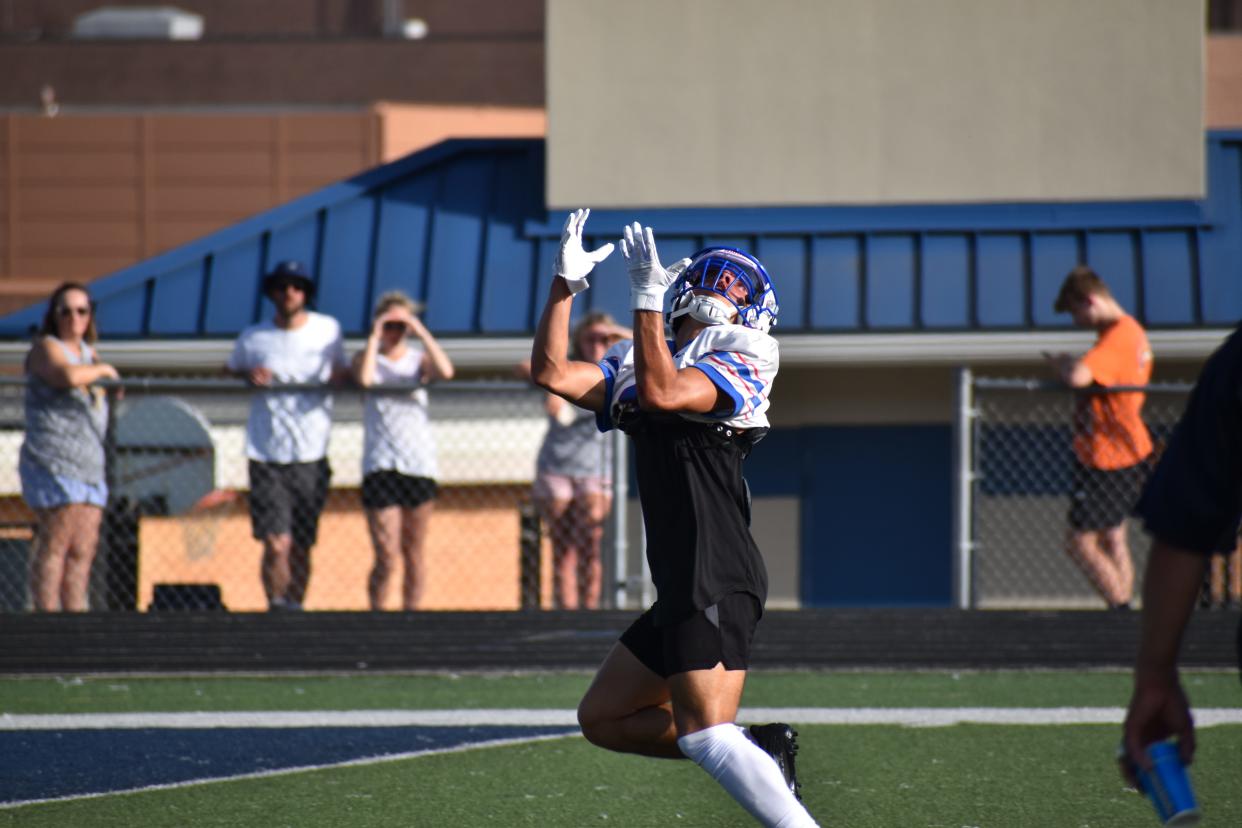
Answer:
[
  {"left": 796, "top": 425, "right": 954, "bottom": 607},
  {"left": 3, "top": 133, "right": 1241, "bottom": 339}
]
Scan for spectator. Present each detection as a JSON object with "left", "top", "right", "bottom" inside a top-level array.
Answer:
[
  {"left": 352, "top": 291, "right": 454, "bottom": 611},
  {"left": 1046, "top": 265, "right": 1153, "bottom": 610},
  {"left": 20, "top": 282, "right": 118, "bottom": 611},
  {"left": 226, "top": 261, "right": 348, "bottom": 611},
  {"left": 1121, "top": 322, "right": 1242, "bottom": 786},
  {"left": 532, "top": 311, "right": 631, "bottom": 610}
]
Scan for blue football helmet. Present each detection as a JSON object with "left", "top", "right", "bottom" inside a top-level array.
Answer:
[{"left": 668, "top": 247, "right": 778, "bottom": 333}]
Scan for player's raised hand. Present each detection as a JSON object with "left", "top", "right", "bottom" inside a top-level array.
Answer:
[
  {"left": 621, "top": 222, "right": 690, "bottom": 312},
  {"left": 555, "top": 208, "right": 614, "bottom": 295}
]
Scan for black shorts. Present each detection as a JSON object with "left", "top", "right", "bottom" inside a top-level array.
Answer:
[
  {"left": 619, "top": 591, "right": 762, "bottom": 679},
  {"left": 1068, "top": 461, "right": 1148, "bottom": 531},
  {"left": 361, "top": 471, "right": 439, "bottom": 510},
  {"left": 248, "top": 459, "right": 330, "bottom": 549},
  {"left": 1135, "top": 323, "right": 1242, "bottom": 553}
]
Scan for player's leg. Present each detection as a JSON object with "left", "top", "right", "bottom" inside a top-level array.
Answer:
[
  {"left": 399, "top": 496, "right": 433, "bottom": 610},
  {"left": 29, "top": 506, "right": 72, "bottom": 611},
  {"left": 287, "top": 459, "right": 330, "bottom": 606},
  {"left": 535, "top": 473, "right": 576, "bottom": 608},
  {"left": 250, "top": 461, "right": 294, "bottom": 608},
  {"left": 577, "top": 637, "right": 681, "bottom": 758},
  {"left": 667, "top": 594, "right": 817, "bottom": 827},
  {"left": 1066, "top": 527, "right": 1126, "bottom": 605},
  {"left": 576, "top": 486, "right": 610, "bottom": 609},
  {"left": 61, "top": 503, "right": 102, "bottom": 611},
  {"left": 1100, "top": 522, "right": 1135, "bottom": 606},
  {"left": 365, "top": 504, "right": 401, "bottom": 610}
]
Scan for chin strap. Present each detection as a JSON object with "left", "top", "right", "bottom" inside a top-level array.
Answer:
[{"left": 669, "top": 294, "right": 735, "bottom": 327}]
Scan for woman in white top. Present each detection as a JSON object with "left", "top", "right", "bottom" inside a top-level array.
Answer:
[
  {"left": 352, "top": 291, "right": 455, "bottom": 610},
  {"left": 21, "top": 282, "right": 119, "bottom": 611}
]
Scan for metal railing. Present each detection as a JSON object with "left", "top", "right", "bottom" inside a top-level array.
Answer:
[{"left": 0, "top": 375, "right": 637, "bottom": 613}]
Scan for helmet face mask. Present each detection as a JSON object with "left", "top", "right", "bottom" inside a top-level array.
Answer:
[{"left": 669, "top": 247, "right": 778, "bottom": 333}]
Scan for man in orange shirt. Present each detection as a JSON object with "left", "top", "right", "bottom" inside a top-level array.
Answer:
[{"left": 1046, "top": 266, "right": 1153, "bottom": 609}]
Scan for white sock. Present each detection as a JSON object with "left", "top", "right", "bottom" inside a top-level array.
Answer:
[{"left": 677, "top": 723, "right": 819, "bottom": 828}]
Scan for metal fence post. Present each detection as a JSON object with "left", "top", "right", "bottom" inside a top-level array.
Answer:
[
  {"left": 607, "top": 426, "right": 629, "bottom": 610},
  {"left": 952, "top": 366, "right": 975, "bottom": 609}
]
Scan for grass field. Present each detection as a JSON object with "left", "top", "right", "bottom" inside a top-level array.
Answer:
[{"left": 1, "top": 670, "right": 1238, "bottom": 827}]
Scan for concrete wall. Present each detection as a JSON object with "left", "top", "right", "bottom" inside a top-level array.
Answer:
[{"left": 547, "top": 0, "right": 1203, "bottom": 208}]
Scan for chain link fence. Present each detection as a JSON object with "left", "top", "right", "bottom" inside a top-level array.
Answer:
[
  {"left": 960, "top": 374, "right": 1195, "bottom": 609},
  {"left": 0, "top": 376, "right": 632, "bottom": 613}
]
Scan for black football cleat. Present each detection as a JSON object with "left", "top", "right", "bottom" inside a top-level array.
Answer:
[{"left": 748, "top": 723, "right": 802, "bottom": 801}]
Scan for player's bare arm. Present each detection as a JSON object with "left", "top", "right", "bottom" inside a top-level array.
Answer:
[
  {"left": 631, "top": 308, "right": 723, "bottom": 414},
  {"left": 530, "top": 209, "right": 615, "bottom": 412}
]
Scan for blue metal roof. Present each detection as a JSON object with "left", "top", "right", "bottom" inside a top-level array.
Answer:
[{"left": 2, "top": 133, "right": 1240, "bottom": 340}]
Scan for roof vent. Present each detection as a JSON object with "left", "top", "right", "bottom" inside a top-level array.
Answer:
[{"left": 72, "top": 6, "right": 204, "bottom": 40}]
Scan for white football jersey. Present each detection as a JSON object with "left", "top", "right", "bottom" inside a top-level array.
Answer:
[{"left": 597, "top": 324, "right": 779, "bottom": 432}]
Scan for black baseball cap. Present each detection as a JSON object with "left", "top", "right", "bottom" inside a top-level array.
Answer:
[{"left": 262, "top": 260, "right": 316, "bottom": 298}]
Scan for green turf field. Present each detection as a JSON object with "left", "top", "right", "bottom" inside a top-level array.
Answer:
[{"left": 1, "top": 670, "right": 1238, "bottom": 827}]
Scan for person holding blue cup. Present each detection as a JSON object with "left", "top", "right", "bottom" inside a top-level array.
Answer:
[
  {"left": 1120, "top": 322, "right": 1242, "bottom": 825},
  {"left": 1120, "top": 740, "right": 1201, "bottom": 826}
]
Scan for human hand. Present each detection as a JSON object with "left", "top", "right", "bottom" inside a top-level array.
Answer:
[
  {"left": 621, "top": 222, "right": 691, "bottom": 312},
  {"left": 555, "top": 208, "right": 615, "bottom": 295},
  {"left": 248, "top": 366, "right": 273, "bottom": 386},
  {"left": 1120, "top": 677, "right": 1195, "bottom": 787},
  {"left": 373, "top": 308, "right": 415, "bottom": 339}
]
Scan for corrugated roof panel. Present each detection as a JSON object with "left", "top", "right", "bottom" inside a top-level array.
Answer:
[
  {"left": 975, "top": 233, "right": 1026, "bottom": 328},
  {"left": 148, "top": 261, "right": 205, "bottom": 336},
  {"left": 1142, "top": 230, "right": 1197, "bottom": 326},
  {"left": 865, "top": 234, "right": 917, "bottom": 329},
  {"left": 1, "top": 136, "right": 1239, "bottom": 341},
  {"left": 811, "top": 236, "right": 861, "bottom": 330},
  {"left": 1085, "top": 231, "right": 1139, "bottom": 313},
  {"left": 317, "top": 197, "right": 378, "bottom": 331},
  {"left": 921, "top": 234, "right": 970, "bottom": 329},
  {"left": 753, "top": 237, "right": 806, "bottom": 332},
  {"left": 203, "top": 241, "right": 264, "bottom": 334},
  {"left": 1031, "top": 233, "right": 1079, "bottom": 328},
  {"left": 423, "top": 156, "right": 494, "bottom": 333}
]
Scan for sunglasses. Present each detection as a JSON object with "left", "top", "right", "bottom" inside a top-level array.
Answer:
[
  {"left": 382, "top": 321, "right": 408, "bottom": 334},
  {"left": 269, "top": 280, "right": 306, "bottom": 294},
  {"left": 57, "top": 305, "right": 91, "bottom": 318}
]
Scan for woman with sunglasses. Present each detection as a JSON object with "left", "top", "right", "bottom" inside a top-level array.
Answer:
[
  {"left": 20, "top": 282, "right": 119, "bottom": 611},
  {"left": 531, "top": 311, "right": 631, "bottom": 610},
  {"left": 352, "top": 291, "right": 454, "bottom": 610}
]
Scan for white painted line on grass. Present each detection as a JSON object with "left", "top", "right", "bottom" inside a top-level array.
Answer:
[
  {"left": 3, "top": 707, "right": 1241, "bottom": 730},
  {"left": 0, "top": 731, "right": 577, "bottom": 811}
]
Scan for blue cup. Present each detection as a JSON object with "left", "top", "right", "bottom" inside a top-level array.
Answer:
[{"left": 1134, "top": 741, "right": 1201, "bottom": 827}]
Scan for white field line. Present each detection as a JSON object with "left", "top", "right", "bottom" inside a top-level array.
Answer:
[
  {"left": 3, "top": 707, "right": 1242, "bottom": 730},
  {"left": 0, "top": 731, "right": 576, "bottom": 811}
]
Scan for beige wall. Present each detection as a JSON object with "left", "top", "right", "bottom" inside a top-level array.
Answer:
[{"left": 547, "top": 0, "right": 1203, "bottom": 208}]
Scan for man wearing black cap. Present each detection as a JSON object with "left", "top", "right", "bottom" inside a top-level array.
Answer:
[{"left": 226, "top": 260, "right": 349, "bottom": 611}]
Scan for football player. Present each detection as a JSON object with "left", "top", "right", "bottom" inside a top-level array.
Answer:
[{"left": 530, "top": 209, "right": 817, "bottom": 827}]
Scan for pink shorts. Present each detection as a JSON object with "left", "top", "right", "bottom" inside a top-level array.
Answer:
[{"left": 533, "top": 471, "right": 612, "bottom": 502}]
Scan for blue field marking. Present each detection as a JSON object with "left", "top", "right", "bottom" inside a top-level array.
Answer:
[{"left": 0, "top": 725, "right": 577, "bottom": 805}]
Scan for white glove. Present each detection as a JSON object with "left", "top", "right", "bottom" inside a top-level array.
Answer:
[
  {"left": 620, "top": 222, "right": 690, "bottom": 312},
  {"left": 555, "top": 208, "right": 614, "bottom": 295}
]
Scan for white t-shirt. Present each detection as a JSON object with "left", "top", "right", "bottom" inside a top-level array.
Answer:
[
  {"left": 227, "top": 312, "right": 347, "bottom": 463},
  {"left": 597, "top": 324, "right": 779, "bottom": 432},
  {"left": 362, "top": 346, "right": 439, "bottom": 478}
]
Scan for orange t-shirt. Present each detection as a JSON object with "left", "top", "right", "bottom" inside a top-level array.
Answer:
[{"left": 1073, "top": 314, "right": 1153, "bottom": 469}]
